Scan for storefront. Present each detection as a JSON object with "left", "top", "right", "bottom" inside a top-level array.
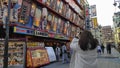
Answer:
[{"left": 0, "top": 0, "right": 84, "bottom": 68}]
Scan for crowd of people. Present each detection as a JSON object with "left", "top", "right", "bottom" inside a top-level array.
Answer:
[{"left": 97, "top": 42, "right": 114, "bottom": 55}]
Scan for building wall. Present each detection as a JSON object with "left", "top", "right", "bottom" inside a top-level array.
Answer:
[
  {"left": 101, "top": 26, "right": 114, "bottom": 44},
  {"left": 113, "top": 12, "right": 120, "bottom": 46}
]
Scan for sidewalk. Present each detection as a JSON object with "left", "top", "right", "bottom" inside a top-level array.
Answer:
[
  {"left": 41, "top": 48, "right": 120, "bottom": 68},
  {"left": 97, "top": 48, "right": 120, "bottom": 68},
  {"left": 98, "top": 48, "right": 120, "bottom": 58}
]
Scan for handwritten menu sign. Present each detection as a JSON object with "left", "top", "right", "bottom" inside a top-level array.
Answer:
[{"left": 19, "top": 1, "right": 31, "bottom": 24}]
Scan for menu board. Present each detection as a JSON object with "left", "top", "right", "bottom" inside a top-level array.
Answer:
[
  {"left": 27, "top": 47, "right": 50, "bottom": 67},
  {"left": 18, "top": 0, "right": 31, "bottom": 24},
  {"left": 0, "top": 41, "right": 25, "bottom": 67}
]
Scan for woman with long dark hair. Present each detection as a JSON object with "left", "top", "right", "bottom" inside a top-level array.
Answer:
[{"left": 70, "top": 30, "right": 98, "bottom": 68}]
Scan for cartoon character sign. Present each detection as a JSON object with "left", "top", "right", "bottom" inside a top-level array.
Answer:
[{"left": 12, "top": 0, "right": 23, "bottom": 22}]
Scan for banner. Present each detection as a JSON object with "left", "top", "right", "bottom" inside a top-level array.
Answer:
[
  {"left": 91, "top": 18, "right": 98, "bottom": 28},
  {"left": 90, "top": 5, "right": 97, "bottom": 17}
]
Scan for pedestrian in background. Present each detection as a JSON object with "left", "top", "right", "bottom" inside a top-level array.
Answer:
[
  {"left": 97, "top": 44, "right": 102, "bottom": 55},
  {"left": 101, "top": 44, "right": 105, "bottom": 54},
  {"left": 106, "top": 43, "right": 112, "bottom": 54},
  {"left": 55, "top": 45, "right": 61, "bottom": 61},
  {"left": 70, "top": 30, "right": 98, "bottom": 68},
  {"left": 62, "top": 43, "right": 69, "bottom": 64}
]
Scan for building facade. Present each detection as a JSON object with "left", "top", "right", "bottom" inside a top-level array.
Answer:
[
  {"left": 101, "top": 26, "right": 114, "bottom": 45},
  {"left": 113, "top": 12, "right": 120, "bottom": 47}
]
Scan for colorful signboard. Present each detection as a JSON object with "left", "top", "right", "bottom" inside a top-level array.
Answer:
[
  {"left": 34, "top": 30, "right": 48, "bottom": 37},
  {"left": 14, "top": 26, "right": 34, "bottom": 35}
]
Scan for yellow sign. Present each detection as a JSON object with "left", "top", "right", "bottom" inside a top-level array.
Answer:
[{"left": 91, "top": 18, "right": 98, "bottom": 28}]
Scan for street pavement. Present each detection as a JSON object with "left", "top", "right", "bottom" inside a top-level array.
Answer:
[{"left": 41, "top": 48, "right": 120, "bottom": 68}]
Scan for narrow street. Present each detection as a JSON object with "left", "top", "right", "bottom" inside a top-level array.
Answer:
[{"left": 42, "top": 48, "right": 120, "bottom": 68}]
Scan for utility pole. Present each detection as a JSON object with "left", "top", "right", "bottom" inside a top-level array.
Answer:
[{"left": 3, "top": 0, "right": 11, "bottom": 68}]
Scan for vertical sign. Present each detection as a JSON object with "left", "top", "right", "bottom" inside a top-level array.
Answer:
[
  {"left": 90, "top": 5, "right": 97, "bottom": 17},
  {"left": 91, "top": 18, "right": 98, "bottom": 28}
]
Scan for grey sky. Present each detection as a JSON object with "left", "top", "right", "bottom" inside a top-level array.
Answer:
[{"left": 87, "top": 0, "right": 118, "bottom": 26}]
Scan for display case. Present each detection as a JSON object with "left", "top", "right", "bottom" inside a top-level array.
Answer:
[
  {"left": 0, "top": 41, "right": 26, "bottom": 68},
  {"left": 27, "top": 42, "right": 49, "bottom": 68}
]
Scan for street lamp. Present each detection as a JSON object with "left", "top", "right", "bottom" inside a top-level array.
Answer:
[{"left": 113, "top": 0, "right": 120, "bottom": 9}]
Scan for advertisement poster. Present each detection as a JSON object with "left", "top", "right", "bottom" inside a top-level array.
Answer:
[
  {"left": 90, "top": 5, "right": 97, "bottom": 17},
  {"left": 40, "top": 8, "right": 48, "bottom": 31},
  {"left": 56, "top": 18, "right": 61, "bottom": 33},
  {"left": 58, "top": 1, "right": 63, "bottom": 14},
  {"left": 33, "top": 6, "right": 42, "bottom": 28},
  {"left": 91, "top": 17, "right": 98, "bottom": 28},
  {"left": 50, "top": 0, "right": 56, "bottom": 9},
  {"left": 55, "top": 0, "right": 60, "bottom": 12},
  {"left": 47, "top": 12, "right": 53, "bottom": 31},
  {"left": 18, "top": 0, "right": 31, "bottom": 24},
  {"left": 63, "top": 22, "right": 68, "bottom": 35},
  {"left": 46, "top": 0, "right": 51, "bottom": 6},
  {"left": 66, "top": 21, "right": 70, "bottom": 36},
  {"left": 71, "top": 25, "right": 75, "bottom": 37},
  {"left": 45, "top": 47, "right": 56, "bottom": 62},
  {"left": 10, "top": 0, "right": 23, "bottom": 22},
  {"left": 62, "top": 3, "right": 66, "bottom": 16},
  {"left": 27, "top": 47, "right": 50, "bottom": 67},
  {"left": 60, "top": 20, "right": 64, "bottom": 34},
  {"left": 0, "top": 0, "right": 2, "bottom": 22},
  {"left": 53, "top": 16, "right": 58, "bottom": 32}
]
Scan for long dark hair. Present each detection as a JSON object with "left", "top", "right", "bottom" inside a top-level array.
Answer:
[{"left": 79, "top": 30, "right": 97, "bottom": 51}]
